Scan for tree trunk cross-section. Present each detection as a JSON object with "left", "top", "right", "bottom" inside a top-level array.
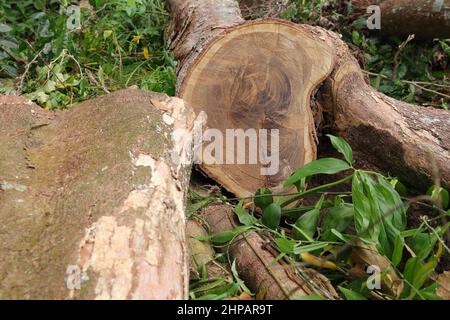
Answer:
[
  {"left": 170, "top": 0, "right": 450, "bottom": 193},
  {"left": 170, "top": 0, "right": 334, "bottom": 197}
]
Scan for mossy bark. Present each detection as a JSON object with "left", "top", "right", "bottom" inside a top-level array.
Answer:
[{"left": 0, "top": 89, "right": 196, "bottom": 299}]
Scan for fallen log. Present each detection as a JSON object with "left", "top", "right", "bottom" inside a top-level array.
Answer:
[
  {"left": 352, "top": 0, "right": 450, "bottom": 39},
  {"left": 169, "top": 0, "right": 450, "bottom": 194},
  {"left": 318, "top": 30, "right": 450, "bottom": 189},
  {"left": 0, "top": 89, "right": 195, "bottom": 299},
  {"left": 187, "top": 219, "right": 230, "bottom": 280},
  {"left": 201, "top": 203, "right": 339, "bottom": 300}
]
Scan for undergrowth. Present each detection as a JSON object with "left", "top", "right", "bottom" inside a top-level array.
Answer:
[
  {"left": 189, "top": 135, "right": 450, "bottom": 300},
  {"left": 1, "top": 0, "right": 449, "bottom": 301},
  {"left": 281, "top": 0, "right": 450, "bottom": 109},
  {"left": 0, "top": 0, "right": 175, "bottom": 109}
]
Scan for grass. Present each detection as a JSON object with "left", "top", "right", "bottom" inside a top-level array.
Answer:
[
  {"left": 281, "top": 0, "right": 450, "bottom": 109},
  {"left": 0, "top": 0, "right": 176, "bottom": 109}
]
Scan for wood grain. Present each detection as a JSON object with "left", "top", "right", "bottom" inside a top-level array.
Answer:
[{"left": 180, "top": 20, "right": 334, "bottom": 197}]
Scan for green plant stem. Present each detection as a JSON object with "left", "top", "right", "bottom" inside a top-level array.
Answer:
[{"left": 280, "top": 175, "right": 354, "bottom": 208}]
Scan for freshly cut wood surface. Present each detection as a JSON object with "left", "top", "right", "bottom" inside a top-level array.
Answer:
[{"left": 179, "top": 20, "right": 334, "bottom": 197}]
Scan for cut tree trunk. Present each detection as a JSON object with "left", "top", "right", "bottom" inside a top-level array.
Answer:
[
  {"left": 352, "top": 0, "right": 450, "bottom": 39},
  {"left": 169, "top": 0, "right": 334, "bottom": 197},
  {"left": 169, "top": 0, "right": 450, "bottom": 193},
  {"left": 0, "top": 90, "right": 196, "bottom": 299}
]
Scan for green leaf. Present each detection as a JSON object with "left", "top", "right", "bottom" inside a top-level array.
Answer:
[
  {"left": 419, "top": 283, "right": 441, "bottom": 300},
  {"left": 321, "top": 204, "right": 354, "bottom": 238},
  {"left": 254, "top": 188, "right": 273, "bottom": 210},
  {"left": 294, "top": 242, "right": 330, "bottom": 255},
  {"left": 392, "top": 234, "right": 404, "bottom": 267},
  {"left": 207, "top": 226, "right": 252, "bottom": 244},
  {"left": 339, "top": 287, "right": 367, "bottom": 300},
  {"left": 235, "top": 200, "right": 257, "bottom": 226},
  {"left": 284, "top": 158, "right": 351, "bottom": 187},
  {"left": 275, "top": 237, "right": 296, "bottom": 254},
  {"left": 407, "top": 232, "right": 438, "bottom": 260},
  {"left": 402, "top": 257, "right": 438, "bottom": 299},
  {"left": 390, "top": 178, "right": 407, "bottom": 196},
  {"left": 427, "top": 185, "right": 449, "bottom": 209},
  {"left": 292, "top": 209, "right": 320, "bottom": 240},
  {"left": 187, "top": 197, "right": 214, "bottom": 215},
  {"left": 352, "top": 171, "right": 407, "bottom": 257},
  {"left": 327, "top": 134, "right": 354, "bottom": 165},
  {"left": 262, "top": 202, "right": 281, "bottom": 230},
  {"left": 352, "top": 30, "right": 361, "bottom": 45},
  {"left": 0, "top": 23, "right": 12, "bottom": 33}
]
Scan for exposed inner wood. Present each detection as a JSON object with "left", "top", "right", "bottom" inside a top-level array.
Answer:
[{"left": 179, "top": 20, "right": 334, "bottom": 197}]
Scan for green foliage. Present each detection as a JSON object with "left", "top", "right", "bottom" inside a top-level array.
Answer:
[
  {"left": 427, "top": 185, "right": 450, "bottom": 209},
  {"left": 282, "top": 0, "right": 450, "bottom": 109},
  {"left": 212, "top": 134, "right": 449, "bottom": 300},
  {"left": 352, "top": 171, "right": 407, "bottom": 258},
  {"left": 280, "top": 0, "right": 324, "bottom": 23},
  {"left": 327, "top": 134, "right": 354, "bottom": 165},
  {"left": 261, "top": 202, "right": 282, "bottom": 230},
  {"left": 292, "top": 208, "right": 320, "bottom": 240},
  {"left": 349, "top": 29, "right": 449, "bottom": 108},
  {"left": 338, "top": 286, "right": 367, "bottom": 300},
  {"left": 0, "top": 0, "right": 176, "bottom": 109},
  {"left": 235, "top": 200, "right": 258, "bottom": 226},
  {"left": 254, "top": 187, "right": 274, "bottom": 210},
  {"left": 284, "top": 158, "right": 351, "bottom": 187}
]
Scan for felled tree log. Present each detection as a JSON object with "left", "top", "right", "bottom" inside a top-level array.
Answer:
[
  {"left": 0, "top": 90, "right": 196, "bottom": 299},
  {"left": 169, "top": 0, "right": 450, "bottom": 193},
  {"left": 201, "top": 204, "right": 339, "bottom": 300},
  {"left": 169, "top": 0, "right": 334, "bottom": 197},
  {"left": 318, "top": 30, "right": 450, "bottom": 189},
  {"left": 352, "top": 0, "right": 450, "bottom": 39},
  {"left": 187, "top": 219, "right": 230, "bottom": 279}
]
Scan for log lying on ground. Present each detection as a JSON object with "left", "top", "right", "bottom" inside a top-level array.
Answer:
[
  {"left": 318, "top": 29, "right": 450, "bottom": 189},
  {"left": 169, "top": 0, "right": 334, "bottom": 197},
  {"left": 0, "top": 90, "right": 196, "bottom": 299},
  {"left": 187, "top": 219, "right": 230, "bottom": 279},
  {"left": 169, "top": 0, "right": 450, "bottom": 193},
  {"left": 201, "top": 203, "right": 339, "bottom": 300},
  {"left": 352, "top": 0, "right": 450, "bottom": 39}
]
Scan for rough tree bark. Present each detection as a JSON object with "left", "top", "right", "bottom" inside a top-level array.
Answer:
[
  {"left": 0, "top": 90, "right": 197, "bottom": 299},
  {"left": 201, "top": 203, "right": 339, "bottom": 300},
  {"left": 169, "top": 0, "right": 450, "bottom": 193},
  {"left": 318, "top": 30, "right": 450, "bottom": 189},
  {"left": 352, "top": 0, "right": 450, "bottom": 39}
]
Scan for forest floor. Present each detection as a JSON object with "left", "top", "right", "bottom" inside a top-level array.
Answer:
[{"left": 0, "top": 0, "right": 449, "bottom": 300}]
